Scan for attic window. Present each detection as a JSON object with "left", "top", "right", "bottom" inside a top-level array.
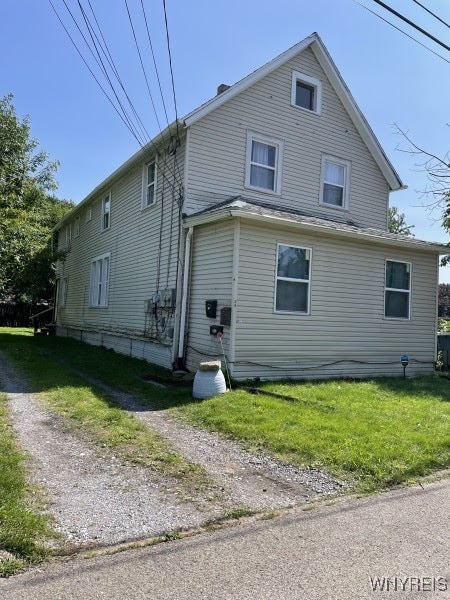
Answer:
[{"left": 291, "top": 71, "right": 322, "bottom": 114}]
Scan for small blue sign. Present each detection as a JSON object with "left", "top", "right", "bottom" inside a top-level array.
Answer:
[{"left": 400, "top": 354, "right": 409, "bottom": 366}]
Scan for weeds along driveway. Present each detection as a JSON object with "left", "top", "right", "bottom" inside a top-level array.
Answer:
[{"left": 0, "top": 349, "right": 345, "bottom": 552}]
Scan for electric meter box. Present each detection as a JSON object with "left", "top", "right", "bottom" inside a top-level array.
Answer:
[{"left": 205, "top": 300, "right": 217, "bottom": 318}]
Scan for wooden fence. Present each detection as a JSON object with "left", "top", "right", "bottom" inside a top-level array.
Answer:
[{"left": 0, "top": 303, "right": 47, "bottom": 327}]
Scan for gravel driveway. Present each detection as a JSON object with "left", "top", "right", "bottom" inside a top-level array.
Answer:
[{"left": 0, "top": 351, "right": 347, "bottom": 551}]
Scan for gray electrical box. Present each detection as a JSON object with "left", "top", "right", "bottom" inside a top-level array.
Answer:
[{"left": 160, "top": 288, "right": 176, "bottom": 308}]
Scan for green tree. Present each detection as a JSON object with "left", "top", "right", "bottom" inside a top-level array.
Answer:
[
  {"left": 0, "top": 94, "right": 73, "bottom": 302},
  {"left": 388, "top": 206, "right": 415, "bottom": 236}
]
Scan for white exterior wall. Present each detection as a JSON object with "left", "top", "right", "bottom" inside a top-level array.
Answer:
[
  {"left": 231, "top": 220, "right": 438, "bottom": 380},
  {"left": 185, "top": 47, "right": 389, "bottom": 230},
  {"left": 185, "top": 220, "right": 235, "bottom": 372},
  {"left": 55, "top": 142, "right": 185, "bottom": 369}
]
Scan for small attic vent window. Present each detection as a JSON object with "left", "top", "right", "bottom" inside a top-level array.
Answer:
[
  {"left": 291, "top": 70, "right": 322, "bottom": 114},
  {"left": 217, "top": 83, "right": 230, "bottom": 95}
]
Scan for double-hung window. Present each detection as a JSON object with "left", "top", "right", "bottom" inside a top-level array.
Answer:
[
  {"left": 385, "top": 260, "right": 411, "bottom": 319},
  {"left": 102, "top": 193, "right": 111, "bottom": 230},
  {"left": 74, "top": 216, "right": 80, "bottom": 238},
  {"left": 65, "top": 224, "right": 72, "bottom": 248},
  {"left": 291, "top": 71, "right": 322, "bottom": 114},
  {"left": 275, "top": 244, "right": 311, "bottom": 313},
  {"left": 90, "top": 253, "right": 110, "bottom": 307},
  {"left": 142, "top": 160, "right": 157, "bottom": 208},
  {"left": 245, "top": 132, "right": 284, "bottom": 194},
  {"left": 320, "top": 155, "right": 351, "bottom": 209}
]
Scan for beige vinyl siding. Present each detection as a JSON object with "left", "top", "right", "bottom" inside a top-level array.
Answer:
[
  {"left": 56, "top": 142, "right": 185, "bottom": 368},
  {"left": 232, "top": 220, "right": 438, "bottom": 380},
  {"left": 185, "top": 47, "right": 389, "bottom": 230},
  {"left": 185, "top": 220, "right": 235, "bottom": 372}
]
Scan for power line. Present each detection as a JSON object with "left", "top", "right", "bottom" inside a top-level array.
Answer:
[
  {"left": 371, "top": 0, "right": 450, "bottom": 52},
  {"left": 162, "top": 0, "right": 180, "bottom": 142},
  {"left": 48, "top": 0, "right": 144, "bottom": 145},
  {"left": 411, "top": 0, "right": 450, "bottom": 31},
  {"left": 124, "top": 0, "right": 163, "bottom": 133},
  {"left": 51, "top": 0, "right": 183, "bottom": 189},
  {"left": 76, "top": 0, "right": 150, "bottom": 146},
  {"left": 355, "top": 1, "right": 450, "bottom": 64},
  {"left": 141, "top": 0, "right": 172, "bottom": 133}
]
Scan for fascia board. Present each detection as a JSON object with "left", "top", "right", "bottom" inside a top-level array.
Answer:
[
  {"left": 53, "top": 122, "right": 182, "bottom": 232},
  {"left": 184, "top": 208, "right": 447, "bottom": 253},
  {"left": 183, "top": 34, "right": 317, "bottom": 127},
  {"left": 310, "top": 41, "right": 403, "bottom": 191}
]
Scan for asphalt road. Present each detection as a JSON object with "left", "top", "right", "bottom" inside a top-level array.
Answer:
[{"left": 1, "top": 478, "right": 449, "bottom": 600}]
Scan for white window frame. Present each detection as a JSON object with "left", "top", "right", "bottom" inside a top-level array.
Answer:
[
  {"left": 319, "top": 154, "right": 351, "bottom": 210},
  {"left": 58, "top": 277, "right": 68, "bottom": 308},
  {"left": 74, "top": 216, "right": 80, "bottom": 238},
  {"left": 274, "top": 243, "right": 312, "bottom": 315},
  {"left": 142, "top": 160, "right": 157, "bottom": 209},
  {"left": 89, "top": 252, "right": 111, "bottom": 308},
  {"left": 291, "top": 71, "right": 322, "bottom": 115},
  {"left": 384, "top": 260, "right": 411, "bottom": 320},
  {"left": 245, "top": 131, "right": 284, "bottom": 195},
  {"left": 101, "top": 193, "right": 111, "bottom": 231},
  {"left": 85, "top": 207, "right": 92, "bottom": 222},
  {"left": 65, "top": 224, "right": 72, "bottom": 248}
]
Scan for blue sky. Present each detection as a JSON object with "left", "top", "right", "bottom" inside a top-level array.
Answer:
[{"left": 2, "top": 1, "right": 450, "bottom": 279}]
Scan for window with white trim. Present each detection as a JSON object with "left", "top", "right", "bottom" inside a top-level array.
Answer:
[
  {"left": 65, "top": 224, "right": 72, "bottom": 248},
  {"left": 291, "top": 71, "right": 322, "bottom": 114},
  {"left": 245, "top": 132, "right": 284, "bottom": 194},
  {"left": 58, "top": 277, "right": 68, "bottom": 308},
  {"left": 275, "top": 244, "right": 311, "bottom": 313},
  {"left": 102, "top": 193, "right": 111, "bottom": 230},
  {"left": 74, "top": 216, "right": 80, "bottom": 238},
  {"left": 85, "top": 207, "right": 92, "bottom": 222},
  {"left": 142, "top": 160, "right": 157, "bottom": 208},
  {"left": 90, "top": 253, "right": 110, "bottom": 307},
  {"left": 385, "top": 260, "right": 411, "bottom": 319},
  {"left": 320, "top": 155, "right": 351, "bottom": 209}
]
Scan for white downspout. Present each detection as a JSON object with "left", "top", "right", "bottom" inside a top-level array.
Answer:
[{"left": 177, "top": 226, "right": 194, "bottom": 366}]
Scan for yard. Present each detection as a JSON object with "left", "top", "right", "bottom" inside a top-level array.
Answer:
[
  {"left": 1, "top": 328, "right": 449, "bottom": 494},
  {"left": 1, "top": 328, "right": 450, "bottom": 573}
]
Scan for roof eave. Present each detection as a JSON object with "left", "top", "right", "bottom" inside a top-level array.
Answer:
[
  {"left": 184, "top": 208, "right": 447, "bottom": 253},
  {"left": 183, "top": 33, "right": 403, "bottom": 192},
  {"left": 53, "top": 120, "right": 184, "bottom": 232}
]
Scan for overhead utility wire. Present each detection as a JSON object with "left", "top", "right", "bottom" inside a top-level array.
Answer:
[
  {"left": 57, "top": 0, "right": 146, "bottom": 146},
  {"left": 411, "top": 0, "right": 450, "bottom": 31},
  {"left": 48, "top": 0, "right": 143, "bottom": 144},
  {"left": 140, "top": 0, "right": 172, "bottom": 133},
  {"left": 355, "top": 1, "right": 450, "bottom": 64},
  {"left": 50, "top": 0, "right": 181, "bottom": 189},
  {"left": 162, "top": 0, "right": 180, "bottom": 142},
  {"left": 80, "top": 0, "right": 181, "bottom": 186},
  {"left": 371, "top": 0, "right": 450, "bottom": 52},
  {"left": 77, "top": 0, "right": 151, "bottom": 146},
  {"left": 124, "top": 0, "right": 163, "bottom": 133},
  {"left": 123, "top": 0, "right": 183, "bottom": 189}
]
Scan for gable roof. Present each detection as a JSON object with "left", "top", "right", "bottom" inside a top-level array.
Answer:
[
  {"left": 184, "top": 32, "right": 403, "bottom": 192},
  {"left": 184, "top": 197, "right": 448, "bottom": 254}
]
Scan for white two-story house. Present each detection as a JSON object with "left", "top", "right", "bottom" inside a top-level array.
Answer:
[{"left": 54, "top": 33, "right": 447, "bottom": 380}]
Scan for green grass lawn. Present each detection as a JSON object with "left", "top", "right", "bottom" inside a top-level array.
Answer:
[{"left": 1, "top": 328, "right": 450, "bottom": 498}]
